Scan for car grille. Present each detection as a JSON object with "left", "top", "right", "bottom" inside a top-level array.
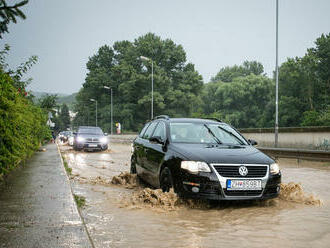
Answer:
[
  {"left": 224, "top": 190, "right": 263, "bottom": 197},
  {"left": 213, "top": 165, "right": 268, "bottom": 178},
  {"left": 86, "top": 138, "right": 99, "bottom": 142}
]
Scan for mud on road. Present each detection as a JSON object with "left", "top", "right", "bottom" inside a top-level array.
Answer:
[{"left": 59, "top": 143, "right": 330, "bottom": 248}]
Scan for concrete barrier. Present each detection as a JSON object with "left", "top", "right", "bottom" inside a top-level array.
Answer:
[{"left": 239, "top": 126, "right": 330, "bottom": 151}]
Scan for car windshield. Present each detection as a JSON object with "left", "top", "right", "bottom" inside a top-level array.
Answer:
[
  {"left": 78, "top": 128, "right": 103, "bottom": 135},
  {"left": 169, "top": 122, "right": 247, "bottom": 145}
]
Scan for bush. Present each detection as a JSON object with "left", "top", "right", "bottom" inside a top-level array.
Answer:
[{"left": 0, "top": 72, "right": 51, "bottom": 177}]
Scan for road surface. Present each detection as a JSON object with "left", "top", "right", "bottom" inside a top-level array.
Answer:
[{"left": 59, "top": 143, "right": 330, "bottom": 248}]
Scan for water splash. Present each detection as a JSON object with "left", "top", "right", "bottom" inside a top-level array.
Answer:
[
  {"left": 111, "top": 172, "right": 138, "bottom": 189},
  {"left": 279, "top": 182, "right": 322, "bottom": 205}
]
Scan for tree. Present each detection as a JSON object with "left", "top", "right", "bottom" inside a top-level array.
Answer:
[
  {"left": 58, "top": 104, "right": 70, "bottom": 130},
  {"left": 38, "top": 94, "right": 58, "bottom": 113},
  {"left": 0, "top": 44, "right": 38, "bottom": 92},
  {"left": 200, "top": 74, "right": 273, "bottom": 128},
  {"left": 278, "top": 32, "right": 330, "bottom": 126},
  {"left": 211, "top": 61, "right": 264, "bottom": 83},
  {"left": 0, "top": 0, "right": 28, "bottom": 38},
  {"left": 74, "top": 33, "right": 203, "bottom": 131}
]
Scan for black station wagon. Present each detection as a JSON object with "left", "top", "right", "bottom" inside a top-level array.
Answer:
[{"left": 130, "top": 116, "right": 281, "bottom": 201}]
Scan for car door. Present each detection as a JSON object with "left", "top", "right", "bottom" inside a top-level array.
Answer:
[
  {"left": 134, "top": 122, "right": 150, "bottom": 171},
  {"left": 144, "top": 121, "right": 167, "bottom": 187},
  {"left": 137, "top": 121, "right": 158, "bottom": 184}
]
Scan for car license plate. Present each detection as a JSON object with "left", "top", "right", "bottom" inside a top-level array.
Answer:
[
  {"left": 88, "top": 144, "right": 97, "bottom": 147},
  {"left": 226, "top": 179, "right": 261, "bottom": 190}
]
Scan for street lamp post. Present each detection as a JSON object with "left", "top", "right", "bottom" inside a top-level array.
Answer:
[
  {"left": 90, "top": 98, "right": 97, "bottom": 126},
  {"left": 275, "top": 0, "right": 279, "bottom": 147},
  {"left": 103, "top": 86, "right": 113, "bottom": 135},
  {"left": 140, "top": 56, "right": 154, "bottom": 119}
]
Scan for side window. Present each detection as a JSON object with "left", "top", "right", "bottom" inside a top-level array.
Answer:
[
  {"left": 152, "top": 122, "right": 166, "bottom": 141},
  {"left": 142, "top": 122, "right": 158, "bottom": 140},
  {"left": 139, "top": 122, "right": 151, "bottom": 138}
]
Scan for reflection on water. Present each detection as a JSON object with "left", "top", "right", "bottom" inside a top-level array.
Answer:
[{"left": 59, "top": 144, "right": 330, "bottom": 248}]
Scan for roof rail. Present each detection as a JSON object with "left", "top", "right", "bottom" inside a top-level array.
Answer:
[
  {"left": 207, "top": 117, "right": 222, "bottom": 122},
  {"left": 154, "top": 115, "right": 170, "bottom": 120}
]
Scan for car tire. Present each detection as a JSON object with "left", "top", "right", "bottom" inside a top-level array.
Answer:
[
  {"left": 130, "top": 156, "right": 137, "bottom": 174},
  {"left": 160, "top": 167, "right": 174, "bottom": 193}
]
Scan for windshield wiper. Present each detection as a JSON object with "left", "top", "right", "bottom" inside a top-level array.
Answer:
[
  {"left": 217, "top": 126, "right": 244, "bottom": 145},
  {"left": 203, "top": 124, "right": 222, "bottom": 144}
]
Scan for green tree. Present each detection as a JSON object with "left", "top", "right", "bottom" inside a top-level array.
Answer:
[
  {"left": 58, "top": 103, "right": 70, "bottom": 130},
  {"left": 278, "top": 32, "right": 330, "bottom": 126},
  {"left": 199, "top": 74, "right": 273, "bottom": 128},
  {"left": 0, "top": 44, "right": 38, "bottom": 91},
  {"left": 74, "top": 33, "right": 203, "bottom": 131},
  {"left": 38, "top": 94, "right": 58, "bottom": 113},
  {"left": 211, "top": 61, "right": 264, "bottom": 83},
  {"left": 0, "top": 0, "right": 28, "bottom": 38}
]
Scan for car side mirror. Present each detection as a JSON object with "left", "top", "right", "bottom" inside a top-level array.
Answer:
[
  {"left": 248, "top": 139, "right": 258, "bottom": 146},
  {"left": 104, "top": 133, "right": 108, "bottom": 136},
  {"left": 149, "top": 136, "right": 164, "bottom": 145}
]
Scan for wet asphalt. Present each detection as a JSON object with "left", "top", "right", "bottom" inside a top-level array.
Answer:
[{"left": 0, "top": 143, "right": 92, "bottom": 248}]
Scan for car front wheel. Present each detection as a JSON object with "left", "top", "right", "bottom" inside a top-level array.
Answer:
[{"left": 160, "top": 167, "right": 174, "bottom": 192}]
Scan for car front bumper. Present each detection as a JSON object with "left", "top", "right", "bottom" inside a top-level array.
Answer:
[
  {"left": 75, "top": 142, "right": 108, "bottom": 150},
  {"left": 178, "top": 167, "right": 281, "bottom": 201}
]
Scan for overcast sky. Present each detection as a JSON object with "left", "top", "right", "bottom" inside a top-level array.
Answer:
[{"left": 2, "top": 0, "right": 330, "bottom": 94}]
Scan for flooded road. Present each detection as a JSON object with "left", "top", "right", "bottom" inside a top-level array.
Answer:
[{"left": 59, "top": 143, "right": 330, "bottom": 248}]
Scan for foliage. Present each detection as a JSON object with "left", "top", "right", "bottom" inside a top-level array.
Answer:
[
  {"left": 278, "top": 32, "right": 330, "bottom": 127},
  {"left": 74, "top": 194, "right": 86, "bottom": 208},
  {"left": 55, "top": 103, "right": 71, "bottom": 131},
  {"left": 56, "top": 93, "right": 77, "bottom": 110},
  {"left": 74, "top": 33, "right": 203, "bottom": 131},
  {"left": 62, "top": 157, "right": 72, "bottom": 175},
  {"left": 38, "top": 94, "right": 58, "bottom": 113},
  {"left": 0, "top": 44, "right": 38, "bottom": 90},
  {"left": 0, "top": 0, "right": 28, "bottom": 38},
  {"left": 0, "top": 72, "right": 51, "bottom": 177},
  {"left": 210, "top": 61, "right": 264, "bottom": 83},
  {"left": 199, "top": 74, "right": 274, "bottom": 128},
  {"left": 202, "top": 33, "right": 330, "bottom": 128}
]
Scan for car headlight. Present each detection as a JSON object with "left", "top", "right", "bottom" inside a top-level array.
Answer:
[
  {"left": 100, "top": 137, "right": 108, "bottom": 144},
  {"left": 181, "top": 161, "right": 211, "bottom": 173},
  {"left": 270, "top": 163, "right": 280, "bottom": 174},
  {"left": 77, "top": 136, "right": 85, "bottom": 142}
]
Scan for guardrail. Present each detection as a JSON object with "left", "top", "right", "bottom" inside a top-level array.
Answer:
[{"left": 258, "top": 147, "right": 330, "bottom": 162}]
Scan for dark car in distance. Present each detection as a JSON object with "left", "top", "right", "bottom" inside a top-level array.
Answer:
[
  {"left": 73, "top": 126, "right": 108, "bottom": 151},
  {"left": 130, "top": 116, "right": 281, "bottom": 201}
]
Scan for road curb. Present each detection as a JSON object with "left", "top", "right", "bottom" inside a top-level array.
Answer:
[{"left": 56, "top": 142, "right": 96, "bottom": 248}]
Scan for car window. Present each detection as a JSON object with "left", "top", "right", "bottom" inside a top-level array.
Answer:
[
  {"left": 152, "top": 122, "right": 166, "bottom": 141},
  {"left": 142, "top": 122, "right": 158, "bottom": 140},
  {"left": 78, "top": 128, "right": 103, "bottom": 135},
  {"left": 169, "top": 122, "right": 247, "bottom": 145},
  {"left": 139, "top": 122, "right": 151, "bottom": 138}
]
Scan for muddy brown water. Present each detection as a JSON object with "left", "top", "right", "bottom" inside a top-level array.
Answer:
[{"left": 59, "top": 144, "right": 330, "bottom": 248}]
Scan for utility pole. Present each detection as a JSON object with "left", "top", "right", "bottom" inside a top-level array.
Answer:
[
  {"left": 103, "top": 86, "right": 113, "bottom": 135},
  {"left": 275, "top": 0, "right": 279, "bottom": 147},
  {"left": 140, "top": 56, "right": 154, "bottom": 119}
]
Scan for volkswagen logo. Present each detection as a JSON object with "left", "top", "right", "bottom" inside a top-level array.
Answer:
[{"left": 239, "top": 166, "right": 248, "bottom": 176}]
